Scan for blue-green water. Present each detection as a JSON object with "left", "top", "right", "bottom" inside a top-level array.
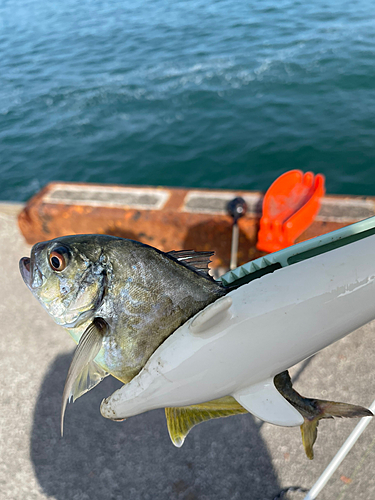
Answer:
[{"left": 1, "top": 0, "right": 375, "bottom": 201}]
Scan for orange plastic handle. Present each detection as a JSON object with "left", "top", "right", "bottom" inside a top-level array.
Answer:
[{"left": 257, "top": 170, "right": 325, "bottom": 253}]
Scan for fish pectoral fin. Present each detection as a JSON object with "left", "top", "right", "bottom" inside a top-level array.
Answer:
[
  {"left": 232, "top": 379, "right": 304, "bottom": 427},
  {"left": 165, "top": 396, "right": 247, "bottom": 447},
  {"left": 61, "top": 317, "right": 108, "bottom": 436},
  {"left": 71, "top": 360, "right": 109, "bottom": 403}
]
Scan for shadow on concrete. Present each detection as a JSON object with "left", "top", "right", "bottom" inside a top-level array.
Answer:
[{"left": 31, "top": 353, "right": 281, "bottom": 500}]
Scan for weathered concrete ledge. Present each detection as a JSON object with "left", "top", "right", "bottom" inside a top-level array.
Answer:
[{"left": 16, "top": 182, "right": 375, "bottom": 270}]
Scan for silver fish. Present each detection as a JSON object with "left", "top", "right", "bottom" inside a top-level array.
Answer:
[
  {"left": 19, "top": 235, "right": 372, "bottom": 458},
  {"left": 19, "top": 235, "right": 226, "bottom": 434}
]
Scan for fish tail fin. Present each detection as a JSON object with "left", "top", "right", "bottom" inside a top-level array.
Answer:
[
  {"left": 301, "top": 399, "right": 373, "bottom": 460},
  {"left": 165, "top": 396, "right": 247, "bottom": 447},
  {"left": 316, "top": 400, "right": 373, "bottom": 419},
  {"left": 300, "top": 418, "right": 319, "bottom": 460}
]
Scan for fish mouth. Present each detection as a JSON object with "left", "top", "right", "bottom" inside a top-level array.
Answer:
[
  {"left": 19, "top": 242, "right": 48, "bottom": 290},
  {"left": 19, "top": 257, "right": 31, "bottom": 288}
]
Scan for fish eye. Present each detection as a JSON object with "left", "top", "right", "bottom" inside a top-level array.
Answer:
[{"left": 49, "top": 246, "right": 69, "bottom": 272}]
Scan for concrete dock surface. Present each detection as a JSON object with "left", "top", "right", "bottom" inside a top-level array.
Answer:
[{"left": 1, "top": 203, "right": 375, "bottom": 500}]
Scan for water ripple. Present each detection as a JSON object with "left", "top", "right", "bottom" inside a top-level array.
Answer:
[{"left": 1, "top": 0, "right": 375, "bottom": 200}]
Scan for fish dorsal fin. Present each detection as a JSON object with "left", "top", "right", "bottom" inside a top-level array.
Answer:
[
  {"left": 165, "top": 396, "right": 247, "bottom": 447},
  {"left": 232, "top": 379, "right": 304, "bottom": 427},
  {"left": 167, "top": 250, "right": 214, "bottom": 277}
]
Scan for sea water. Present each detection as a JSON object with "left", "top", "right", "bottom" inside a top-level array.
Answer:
[{"left": 1, "top": 0, "right": 375, "bottom": 201}]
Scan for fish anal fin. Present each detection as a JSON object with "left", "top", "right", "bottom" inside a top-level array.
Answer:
[{"left": 165, "top": 396, "right": 247, "bottom": 447}]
